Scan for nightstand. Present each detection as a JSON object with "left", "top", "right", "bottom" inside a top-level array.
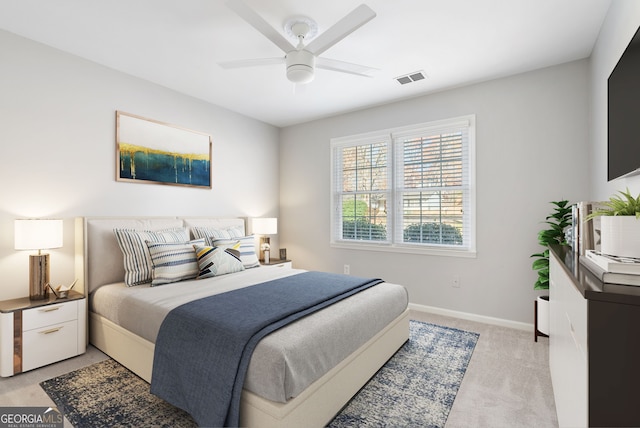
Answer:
[
  {"left": 261, "top": 259, "right": 292, "bottom": 269},
  {"left": 0, "top": 290, "right": 87, "bottom": 377}
]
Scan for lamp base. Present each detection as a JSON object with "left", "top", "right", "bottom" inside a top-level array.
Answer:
[
  {"left": 260, "top": 236, "right": 271, "bottom": 262},
  {"left": 29, "top": 254, "right": 49, "bottom": 300}
]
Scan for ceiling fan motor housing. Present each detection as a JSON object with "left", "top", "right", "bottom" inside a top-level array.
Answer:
[{"left": 286, "top": 49, "right": 316, "bottom": 83}]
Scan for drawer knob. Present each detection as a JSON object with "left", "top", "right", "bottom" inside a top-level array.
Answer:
[
  {"left": 40, "top": 327, "right": 63, "bottom": 335},
  {"left": 40, "top": 307, "right": 61, "bottom": 313}
]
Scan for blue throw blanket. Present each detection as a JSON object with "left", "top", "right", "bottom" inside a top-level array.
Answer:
[{"left": 150, "top": 271, "right": 383, "bottom": 427}]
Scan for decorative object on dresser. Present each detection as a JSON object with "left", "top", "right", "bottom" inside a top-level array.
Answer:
[
  {"left": 47, "top": 278, "right": 79, "bottom": 299},
  {"left": 251, "top": 217, "right": 277, "bottom": 263},
  {"left": 586, "top": 188, "right": 640, "bottom": 258},
  {"left": 0, "top": 290, "right": 87, "bottom": 377},
  {"left": 573, "top": 200, "right": 607, "bottom": 256},
  {"left": 530, "top": 200, "right": 572, "bottom": 340},
  {"left": 14, "top": 219, "right": 63, "bottom": 300},
  {"left": 116, "top": 111, "right": 213, "bottom": 189},
  {"left": 580, "top": 250, "right": 640, "bottom": 286}
]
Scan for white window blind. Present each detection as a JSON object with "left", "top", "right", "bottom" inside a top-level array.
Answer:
[
  {"left": 394, "top": 120, "right": 471, "bottom": 249},
  {"left": 332, "top": 134, "right": 391, "bottom": 243},
  {"left": 331, "top": 115, "right": 475, "bottom": 256}
]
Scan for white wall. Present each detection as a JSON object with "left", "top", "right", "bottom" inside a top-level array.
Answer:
[
  {"left": 280, "top": 60, "right": 590, "bottom": 324},
  {"left": 0, "top": 30, "right": 280, "bottom": 300},
  {"left": 4, "top": 3, "right": 633, "bottom": 324},
  {"left": 589, "top": 0, "right": 640, "bottom": 200}
]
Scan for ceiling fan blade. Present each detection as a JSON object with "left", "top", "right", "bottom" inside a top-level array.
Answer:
[
  {"left": 225, "top": 0, "right": 295, "bottom": 53},
  {"left": 218, "top": 57, "right": 284, "bottom": 69},
  {"left": 316, "top": 57, "right": 378, "bottom": 77},
  {"left": 305, "top": 4, "right": 376, "bottom": 57}
]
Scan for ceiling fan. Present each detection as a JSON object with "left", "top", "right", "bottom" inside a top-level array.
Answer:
[{"left": 219, "top": 0, "right": 378, "bottom": 84}]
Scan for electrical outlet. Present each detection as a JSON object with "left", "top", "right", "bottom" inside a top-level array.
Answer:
[
  {"left": 452, "top": 275, "right": 460, "bottom": 288},
  {"left": 344, "top": 264, "right": 350, "bottom": 275}
]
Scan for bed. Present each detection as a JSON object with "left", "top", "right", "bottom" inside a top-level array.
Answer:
[{"left": 74, "top": 216, "right": 410, "bottom": 427}]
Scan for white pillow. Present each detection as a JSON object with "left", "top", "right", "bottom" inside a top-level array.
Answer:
[
  {"left": 147, "top": 239, "right": 205, "bottom": 286},
  {"left": 114, "top": 228, "right": 189, "bottom": 286},
  {"left": 194, "top": 245, "right": 245, "bottom": 278},
  {"left": 191, "top": 226, "right": 245, "bottom": 241},
  {"left": 212, "top": 236, "right": 260, "bottom": 268}
]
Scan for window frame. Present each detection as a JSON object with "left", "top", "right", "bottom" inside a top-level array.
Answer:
[{"left": 330, "top": 115, "right": 476, "bottom": 258}]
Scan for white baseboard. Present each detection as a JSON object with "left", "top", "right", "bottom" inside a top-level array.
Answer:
[{"left": 409, "top": 303, "right": 534, "bottom": 332}]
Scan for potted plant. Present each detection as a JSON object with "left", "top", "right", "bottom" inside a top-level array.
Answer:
[
  {"left": 587, "top": 188, "right": 640, "bottom": 258},
  {"left": 531, "top": 200, "right": 572, "bottom": 336}
]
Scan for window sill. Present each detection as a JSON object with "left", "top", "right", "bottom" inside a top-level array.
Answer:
[{"left": 330, "top": 241, "right": 477, "bottom": 258}]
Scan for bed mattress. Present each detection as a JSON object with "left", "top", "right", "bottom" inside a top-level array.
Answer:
[{"left": 90, "top": 266, "right": 408, "bottom": 403}]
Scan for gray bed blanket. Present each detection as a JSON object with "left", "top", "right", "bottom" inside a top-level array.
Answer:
[{"left": 150, "top": 271, "right": 383, "bottom": 427}]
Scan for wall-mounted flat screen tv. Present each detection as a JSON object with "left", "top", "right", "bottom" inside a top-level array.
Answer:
[{"left": 608, "top": 25, "right": 640, "bottom": 181}]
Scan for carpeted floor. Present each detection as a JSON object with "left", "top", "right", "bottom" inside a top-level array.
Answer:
[{"left": 40, "top": 320, "right": 478, "bottom": 427}]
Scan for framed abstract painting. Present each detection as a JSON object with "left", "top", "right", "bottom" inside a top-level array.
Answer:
[{"left": 116, "top": 111, "right": 212, "bottom": 188}]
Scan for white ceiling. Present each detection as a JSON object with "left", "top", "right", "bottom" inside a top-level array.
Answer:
[{"left": 0, "top": 0, "right": 612, "bottom": 127}]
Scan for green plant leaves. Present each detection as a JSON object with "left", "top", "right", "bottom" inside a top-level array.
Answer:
[
  {"left": 587, "top": 188, "right": 640, "bottom": 219},
  {"left": 531, "top": 258, "right": 549, "bottom": 270},
  {"left": 534, "top": 277, "right": 549, "bottom": 290},
  {"left": 531, "top": 201, "right": 572, "bottom": 290}
]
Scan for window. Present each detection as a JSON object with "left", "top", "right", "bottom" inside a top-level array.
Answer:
[{"left": 331, "top": 115, "right": 475, "bottom": 256}]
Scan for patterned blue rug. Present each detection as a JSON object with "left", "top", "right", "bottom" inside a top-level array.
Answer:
[
  {"left": 327, "top": 320, "right": 479, "bottom": 427},
  {"left": 40, "top": 321, "right": 478, "bottom": 428}
]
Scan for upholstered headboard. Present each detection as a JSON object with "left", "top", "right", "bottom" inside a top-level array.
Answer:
[{"left": 75, "top": 217, "right": 246, "bottom": 294}]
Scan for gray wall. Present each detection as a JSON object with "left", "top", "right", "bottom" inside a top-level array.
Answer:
[
  {"left": 0, "top": 30, "right": 280, "bottom": 300},
  {"left": 4, "top": 1, "right": 640, "bottom": 326},
  {"left": 279, "top": 61, "right": 591, "bottom": 325}
]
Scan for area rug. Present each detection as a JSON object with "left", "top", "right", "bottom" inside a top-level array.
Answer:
[
  {"left": 40, "top": 321, "right": 478, "bottom": 428},
  {"left": 327, "top": 321, "right": 479, "bottom": 427}
]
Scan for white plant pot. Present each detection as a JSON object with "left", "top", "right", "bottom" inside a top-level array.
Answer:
[
  {"left": 536, "top": 295, "right": 550, "bottom": 336},
  {"left": 600, "top": 216, "right": 640, "bottom": 258}
]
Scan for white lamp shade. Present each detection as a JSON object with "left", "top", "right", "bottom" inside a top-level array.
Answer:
[
  {"left": 15, "top": 219, "right": 63, "bottom": 250},
  {"left": 252, "top": 218, "right": 278, "bottom": 235}
]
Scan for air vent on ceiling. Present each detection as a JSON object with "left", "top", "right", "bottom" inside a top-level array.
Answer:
[{"left": 395, "top": 70, "right": 427, "bottom": 85}]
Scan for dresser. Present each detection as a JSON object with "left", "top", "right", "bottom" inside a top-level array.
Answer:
[
  {"left": 549, "top": 245, "right": 640, "bottom": 427},
  {"left": 0, "top": 290, "right": 87, "bottom": 377}
]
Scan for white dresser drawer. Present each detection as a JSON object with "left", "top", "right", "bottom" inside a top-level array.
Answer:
[
  {"left": 22, "top": 301, "right": 77, "bottom": 331},
  {"left": 549, "top": 252, "right": 588, "bottom": 428},
  {"left": 22, "top": 320, "right": 78, "bottom": 372}
]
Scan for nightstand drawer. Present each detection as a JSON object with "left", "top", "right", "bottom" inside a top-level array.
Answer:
[
  {"left": 22, "top": 320, "right": 78, "bottom": 372},
  {"left": 0, "top": 292, "right": 86, "bottom": 377},
  {"left": 22, "top": 301, "right": 78, "bottom": 331}
]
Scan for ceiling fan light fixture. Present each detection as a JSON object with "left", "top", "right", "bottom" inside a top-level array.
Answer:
[
  {"left": 287, "top": 65, "right": 315, "bottom": 84},
  {"left": 223, "top": 1, "right": 377, "bottom": 85},
  {"left": 286, "top": 49, "right": 316, "bottom": 84}
]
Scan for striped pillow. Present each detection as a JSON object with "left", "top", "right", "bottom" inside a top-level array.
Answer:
[
  {"left": 146, "top": 239, "right": 204, "bottom": 286},
  {"left": 212, "top": 235, "right": 260, "bottom": 268},
  {"left": 194, "top": 245, "right": 245, "bottom": 278},
  {"left": 191, "top": 226, "right": 245, "bottom": 241},
  {"left": 114, "top": 228, "right": 189, "bottom": 286}
]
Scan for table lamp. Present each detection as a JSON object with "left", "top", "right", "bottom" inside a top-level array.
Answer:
[
  {"left": 14, "top": 219, "right": 63, "bottom": 300},
  {"left": 251, "top": 218, "right": 277, "bottom": 263}
]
